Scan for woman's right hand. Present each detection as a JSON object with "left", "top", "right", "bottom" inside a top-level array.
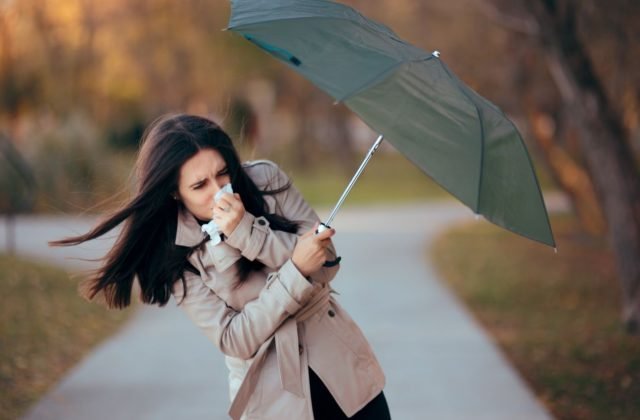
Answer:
[{"left": 291, "top": 223, "right": 336, "bottom": 277}]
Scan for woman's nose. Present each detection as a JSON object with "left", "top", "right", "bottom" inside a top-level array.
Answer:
[
  {"left": 212, "top": 180, "right": 225, "bottom": 195},
  {"left": 210, "top": 180, "right": 225, "bottom": 202}
]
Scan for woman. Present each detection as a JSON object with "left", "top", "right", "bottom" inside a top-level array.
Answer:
[{"left": 51, "top": 114, "right": 391, "bottom": 419}]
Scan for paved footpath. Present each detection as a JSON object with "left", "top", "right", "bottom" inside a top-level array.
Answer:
[{"left": 4, "top": 200, "right": 562, "bottom": 420}]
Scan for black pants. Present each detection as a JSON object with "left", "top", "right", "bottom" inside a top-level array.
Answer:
[{"left": 309, "top": 368, "right": 391, "bottom": 419}]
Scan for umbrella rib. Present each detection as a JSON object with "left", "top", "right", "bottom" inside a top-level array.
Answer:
[
  {"left": 337, "top": 55, "right": 438, "bottom": 104},
  {"left": 335, "top": 60, "right": 404, "bottom": 104},
  {"left": 438, "top": 61, "right": 556, "bottom": 247},
  {"left": 438, "top": 60, "right": 485, "bottom": 214}
]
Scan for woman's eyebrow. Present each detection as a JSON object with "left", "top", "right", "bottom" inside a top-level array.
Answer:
[
  {"left": 189, "top": 178, "right": 206, "bottom": 188},
  {"left": 188, "top": 167, "right": 227, "bottom": 188}
]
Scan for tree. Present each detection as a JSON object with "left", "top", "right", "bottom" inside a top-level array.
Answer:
[
  {"left": 482, "top": 0, "right": 640, "bottom": 331},
  {"left": 0, "top": 133, "right": 37, "bottom": 253}
]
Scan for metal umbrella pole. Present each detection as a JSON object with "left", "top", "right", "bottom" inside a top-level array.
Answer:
[{"left": 318, "top": 134, "right": 385, "bottom": 266}]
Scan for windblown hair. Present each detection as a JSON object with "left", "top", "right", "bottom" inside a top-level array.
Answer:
[{"left": 50, "top": 114, "right": 299, "bottom": 309}]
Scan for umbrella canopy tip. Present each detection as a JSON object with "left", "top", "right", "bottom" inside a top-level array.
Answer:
[{"left": 432, "top": 50, "right": 441, "bottom": 58}]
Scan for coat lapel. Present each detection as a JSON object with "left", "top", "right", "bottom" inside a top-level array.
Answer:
[{"left": 175, "top": 206, "right": 207, "bottom": 247}]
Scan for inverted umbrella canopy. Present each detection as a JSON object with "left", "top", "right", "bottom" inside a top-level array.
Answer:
[{"left": 227, "top": 0, "right": 556, "bottom": 247}]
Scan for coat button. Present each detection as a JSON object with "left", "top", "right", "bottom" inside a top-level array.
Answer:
[
  {"left": 328, "top": 309, "right": 335, "bottom": 317},
  {"left": 298, "top": 344, "right": 304, "bottom": 355},
  {"left": 257, "top": 218, "right": 266, "bottom": 226}
]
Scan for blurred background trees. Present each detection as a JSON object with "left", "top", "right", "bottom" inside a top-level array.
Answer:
[
  {"left": 0, "top": 0, "right": 638, "bottom": 325},
  {"left": 476, "top": 0, "right": 640, "bottom": 330}
]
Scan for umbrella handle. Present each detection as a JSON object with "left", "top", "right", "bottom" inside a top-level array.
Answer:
[{"left": 316, "top": 223, "right": 342, "bottom": 267}]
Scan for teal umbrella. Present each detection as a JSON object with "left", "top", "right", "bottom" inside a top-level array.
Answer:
[{"left": 227, "top": 0, "right": 556, "bottom": 248}]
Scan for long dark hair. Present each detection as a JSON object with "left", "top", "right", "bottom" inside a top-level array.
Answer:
[{"left": 50, "top": 114, "right": 299, "bottom": 309}]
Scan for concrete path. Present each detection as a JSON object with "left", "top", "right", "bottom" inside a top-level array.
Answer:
[{"left": 5, "top": 200, "right": 562, "bottom": 420}]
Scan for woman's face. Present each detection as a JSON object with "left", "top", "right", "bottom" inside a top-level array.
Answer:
[{"left": 177, "top": 148, "right": 231, "bottom": 221}]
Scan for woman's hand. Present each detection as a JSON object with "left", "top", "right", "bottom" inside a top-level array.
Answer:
[
  {"left": 212, "top": 192, "right": 245, "bottom": 237},
  {"left": 291, "top": 223, "right": 336, "bottom": 277}
]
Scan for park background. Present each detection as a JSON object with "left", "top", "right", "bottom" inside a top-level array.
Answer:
[{"left": 1, "top": 1, "right": 639, "bottom": 419}]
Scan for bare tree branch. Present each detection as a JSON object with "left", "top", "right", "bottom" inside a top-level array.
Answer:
[{"left": 475, "top": 0, "right": 540, "bottom": 36}]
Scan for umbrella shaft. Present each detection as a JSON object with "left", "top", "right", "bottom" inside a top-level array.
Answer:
[{"left": 324, "top": 134, "right": 384, "bottom": 227}]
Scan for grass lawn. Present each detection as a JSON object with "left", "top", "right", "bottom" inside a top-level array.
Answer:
[
  {"left": 431, "top": 214, "right": 640, "bottom": 420},
  {"left": 282, "top": 152, "right": 452, "bottom": 207},
  {"left": 0, "top": 255, "right": 134, "bottom": 420}
]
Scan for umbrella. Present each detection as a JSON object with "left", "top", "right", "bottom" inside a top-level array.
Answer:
[{"left": 226, "top": 0, "right": 556, "bottom": 249}]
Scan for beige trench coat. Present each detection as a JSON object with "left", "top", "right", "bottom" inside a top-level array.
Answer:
[{"left": 171, "top": 160, "right": 386, "bottom": 420}]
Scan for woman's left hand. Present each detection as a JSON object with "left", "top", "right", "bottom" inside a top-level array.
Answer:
[{"left": 212, "top": 192, "right": 245, "bottom": 237}]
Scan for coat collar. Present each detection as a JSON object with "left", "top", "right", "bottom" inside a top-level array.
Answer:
[{"left": 175, "top": 205, "right": 207, "bottom": 247}]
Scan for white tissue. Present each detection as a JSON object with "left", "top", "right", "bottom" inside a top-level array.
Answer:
[{"left": 201, "top": 183, "right": 234, "bottom": 245}]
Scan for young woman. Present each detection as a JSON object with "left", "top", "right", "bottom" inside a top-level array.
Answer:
[{"left": 51, "top": 114, "right": 391, "bottom": 419}]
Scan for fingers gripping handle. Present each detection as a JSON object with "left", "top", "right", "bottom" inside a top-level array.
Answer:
[
  {"left": 315, "top": 223, "right": 329, "bottom": 234},
  {"left": 316, "top": 223, "right": 342, "bottom": 267}
]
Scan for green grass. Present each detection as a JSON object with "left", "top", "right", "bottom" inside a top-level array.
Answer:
[
  {"left": 431, "top": 214, "right": 640, "bottom": 420},
  {"left": 283, "top": 152, "right": 453, "bottom": 207},
  {"left": 0, "top": 255, "right": 134, "bottom": 420}
]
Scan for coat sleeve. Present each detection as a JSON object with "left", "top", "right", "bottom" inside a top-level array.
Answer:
[
  {"left": 224, "top": 161, "right": 339, "bottom": 284},
  {"left": 172, "top": 259, "right": 314, "bottom": 360}
]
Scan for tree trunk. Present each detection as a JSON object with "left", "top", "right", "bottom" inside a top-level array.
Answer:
[
  {"left": 508, "top": 38, "right": 607, "bottom": 238},
  {"left": 529, "top": 1, "right": 640, "bottom": 332},
  {"left": 5, "top": 212, "right": 15, "bottom": 255},
  {"left": 528, "top": 110, "right": 606, "bottom": 236}
]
